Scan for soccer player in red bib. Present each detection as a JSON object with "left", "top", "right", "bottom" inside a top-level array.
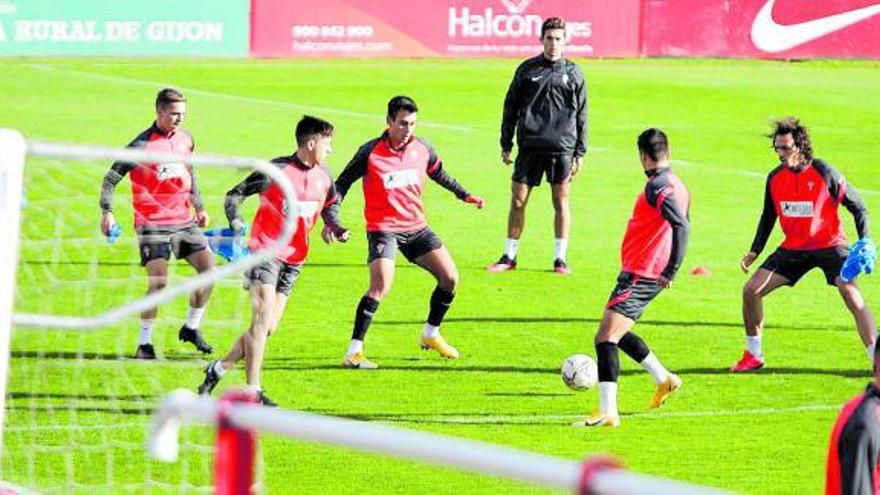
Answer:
[
  {"left": 99, "top": 88, "right": 214, "bottom": 360},
  {"left": 197, "top": 115, "right": 348, "bottom": 406},
  {"left": 335, "top": 96, "right": 485, "bottom": 369},
  {"left": 732, "top": 117, "right": 875, "bottom": 372},
  {"left": 575, "top": 129, "right": 689, "bottom": 428}
]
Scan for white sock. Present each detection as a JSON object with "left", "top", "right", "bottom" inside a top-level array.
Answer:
[
  {"left": 347, "top": 339, "right": 364, "bottom": 356},
  {"left": 598, "top": 382, "right": 618, "bottom": 417},
  {"left": 139, "top": 319, "right": 154, "bottom": 345},
  {"left": 640, "top": 352, "right": 670, "bottom": 385},
  {"left": 186, "top": 306, "right": 206, "bottom": 329},
  {"left": 244, "top": 384, "right": 261, "bottom": 393},
  {"left": 554, "top": 238, "right": 568, "bottom": 262},
  {"left": 504, "top": 238, "right": 520, "bottom": 259},
  {"left": 422, "top": 324, "right": 440, "bottom": 339},
  {"left": 746, "top": 335, "right": 763, "bottom": 357},
  {"left": 868, "top": 341, "right": 876, "bottom": 364},
  {"left": 213, "top": 360, "right": 228, "bottom": 377}
]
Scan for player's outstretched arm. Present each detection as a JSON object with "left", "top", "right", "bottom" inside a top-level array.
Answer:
[
  {"left": 463, "top": 194, "right": 485, "bottom": 209},
  {"left": 335, "top": 141, "right": 373, "bottom": 202},
  {"left": 427, "top": 164, "right": 482, "bottom": 207},
  {"left": 224, "top": 170, "right": 270, "bottom": 232}
]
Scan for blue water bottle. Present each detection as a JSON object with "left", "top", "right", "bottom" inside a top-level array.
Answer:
[{"left": 107, "top": 223, "right": 122, "bottom": 244}]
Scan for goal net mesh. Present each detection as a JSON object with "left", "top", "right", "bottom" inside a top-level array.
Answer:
[{"left": 1, "top": 138, "right": 280, "bottom": 493}]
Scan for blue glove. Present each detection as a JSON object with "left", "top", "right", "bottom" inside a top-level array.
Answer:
[
  {"left": 107, "top": 223, "right": 122, "bottom": 244},
  {"left": 204, "top": 223, "right": 250, "bottom": 262},
  {"left": 864, "top": 238, "right": 876, "bottom": 275},
  {"left": 841, "top": 237, "right": 877, "bottom": 282}
]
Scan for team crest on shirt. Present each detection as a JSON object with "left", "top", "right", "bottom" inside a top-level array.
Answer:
[
  {"left": 807, "top": 180, "right": 815, "bottom": 191},
  {"left": 382, "top": 169, "right": 419, "bottom": 189},
  {"left": 562, "top": 73, "right": 569, "bottom": 85},
  {"left": 156, "top": 162, "right": 186, "bottom": 180},
  {"left": 780, "top": 201, "right": 814, "bottom": 217}
]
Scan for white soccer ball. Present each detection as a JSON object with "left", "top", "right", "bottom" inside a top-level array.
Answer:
[{"left": 561, "top": 354, "right": 598, "bottom": 390}]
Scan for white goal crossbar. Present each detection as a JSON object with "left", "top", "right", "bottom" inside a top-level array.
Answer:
[{"left": 149, "top": 390, "right": 733, "bottom": 495}]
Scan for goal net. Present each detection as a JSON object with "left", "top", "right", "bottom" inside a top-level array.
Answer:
[{"left": 0, "top": 129, "right": 297, "bottom": 493}]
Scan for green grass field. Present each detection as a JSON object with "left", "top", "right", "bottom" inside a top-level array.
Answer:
[{"left": 2, "top": 57, "right": 880, "bottom": 494}]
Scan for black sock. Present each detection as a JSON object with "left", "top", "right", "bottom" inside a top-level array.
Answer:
[
  {"left": 427, "top": 287, "right": 455, "bottom": 327},
  {"left": 618, "top": 332, "right": 651, "bottom": 363},
  {"left": 352, "top": 296, "right": 380, "bottom": 341},
  {"left": 595, "top": 341, "right": 620, "bottom": 383}
]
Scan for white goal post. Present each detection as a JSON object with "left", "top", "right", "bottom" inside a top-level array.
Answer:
[
  {"left": 0, "top": 129, "right": 27, "bottom": 453},
  {"left": 150, "top": 389, "right": 733, "bottom": 495}
]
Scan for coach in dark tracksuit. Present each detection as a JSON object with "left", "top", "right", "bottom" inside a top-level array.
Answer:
[
  {"left": 488, "top": 16, "right": 588, "bottom": 275},
  {"left": 826, "top": 349, "right": 880, "bottom": 494}
]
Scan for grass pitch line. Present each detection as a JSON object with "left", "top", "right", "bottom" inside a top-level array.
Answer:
[
  {"left": 6, "top": 403, "right": 843, "bottom": 431},
  {"left": 736, "top": 170, "right": 766, "bottom": 179},
  {"left": 29, "top": 64, "right": 473, "bottom": 133},
  {"left": 390, "top": 403, "right": 842, "bottom": 425}
]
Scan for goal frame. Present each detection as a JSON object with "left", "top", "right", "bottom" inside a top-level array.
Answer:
[{"left": 0, "top": 129, "right": 301, "bottom": 472}]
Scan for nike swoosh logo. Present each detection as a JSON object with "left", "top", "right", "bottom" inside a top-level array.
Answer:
[
  {"left": 530, "top": 75, "right": 544, "bottom": 81},
  {"left": 751, "top": 0, "right": 880, "bottom": 53}
]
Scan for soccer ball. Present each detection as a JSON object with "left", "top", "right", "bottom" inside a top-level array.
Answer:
[{"left": 561, "top": 354, "right": 598, "bottom": 390}]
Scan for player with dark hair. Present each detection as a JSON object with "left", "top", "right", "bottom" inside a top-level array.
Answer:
[
  {"left": 732, "top": 117, "right": 875, "bottom": 372},
  {"left": 100, "top": 88, "right": 215, "bottom": 360},
  {"left": 489, "top": 16, "right": 588, "bottom": 275},
  {"left": 197, "top": 115, "right": 348, "bottom": 406},
  {"left": 575, "top": 128, "right": 689, "bottom": 428},
  {"left": 826, "top": 345, "right": 880, "bottom": 494},
  {"left": 335, "top": 95, "right": 485, "bottom": 369}
]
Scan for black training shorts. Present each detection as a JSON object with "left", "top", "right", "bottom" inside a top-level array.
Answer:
[
  {"left": 138, "top": 224, "right": 208, "bottom": 266},
  {"left": 512, "top": 151, "right": 573, "bottom": 187},
  {"left": 247, "top": 258, "right": 303, "bottom": 296},
  {"left": 759, "top": 246, "right": 848, "bottom": 286},
  {"left": 367, "top": 227, "right": 443, "bottom": 263},
  {"left": 605, "top": 272, "right": 664, "bottom": 321}
]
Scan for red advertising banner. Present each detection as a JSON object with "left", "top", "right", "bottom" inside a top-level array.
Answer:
[
  {"left": 251, "top": 0, "right": 641, "bottom": 58},
  {"left": 643, "top": 0, "right": 880, "bottom": 59}
]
